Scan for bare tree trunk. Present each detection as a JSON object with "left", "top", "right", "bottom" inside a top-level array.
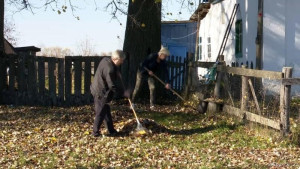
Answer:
[
  {"left": 0, "top": 0, "right": 4, "bottom": 54},
  {"left": 122, "top": 0, "right": 161, "bottom": 90},
  {"left": 0, "top": 0, "right": 5, "bottom": 104}
]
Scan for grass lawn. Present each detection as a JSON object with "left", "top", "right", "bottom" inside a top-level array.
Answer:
[{"left": 0, "top": 102, "right": 300, "bottom": 168}]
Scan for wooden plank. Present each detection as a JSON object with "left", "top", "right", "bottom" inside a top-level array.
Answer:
[
  {"left": 189, "top": 61, "right": 215, "bottom": 68},
  {"left": 74, "top": 58, "right": 82, "bottom": 96},
  {"left": 48, "top": 57, "right": 57, "bottom": 105},
  {"left": 175, "top": 56, "right": 179, "bottom": 90},
  {"left": 178, "top": 57, "right": 182, "bottom": 90},
  {"left": 0, "top": 56, "right": 6, "bottom": 104},
  {"left": 17, "top": 55, "right": 26, "bottom": 105},
  {"left": 241, "top": 65, "right": 249, "bottom": 111},
  {"left": 280, "top": 67, "right": 293, "bottom": 135},
  {"left": 282, "top": 78, "right": 300, "bottom": 85},
  {"left": 94, "top": 57, "right": 101, "bottom": 74},
  {"left": 217, "top": 65, "right": 283, "bottom": 79},
  {"left": 38, "top": 57, "right": 45, "bottom": 104},
  {"left": 58, "top": 58, "right": 65, "bottom": 105},
  {"left": 223, "top": 105, "right": 281, "bottom": 130},
  {"left": 65, "top": 56, "right": 72, "bottom": 105},
  {"left": 182, "top": 58, "right": 186, "bottom": 90},
  {"left": 170, "top": 55, "right": 174, "bottom": 88},
  {"left": 27, "top": 55, "right": 37, "bottom": 105},
  {"left": 214, "top": 62, "right": 224, "bottom": 98},
  {"left": 8, "top": 56, "right": 16, "bottom": 93},
  {"left": 84, "top": 58, "right": 92, "bottom": 104},
  {"left": 248, "top": 79, "right": 261, "bottom": 115},
  {"left": 17, "top": 55, "right": 25, "bottom": 92}
]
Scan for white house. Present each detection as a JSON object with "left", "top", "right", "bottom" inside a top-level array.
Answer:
[{"left": 192, "top": 0, "right": 300, "bottom": 96}]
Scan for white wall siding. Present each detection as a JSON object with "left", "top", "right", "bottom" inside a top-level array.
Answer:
[{"left": 198, "top": 0, "right": 258, "bottom": 77}]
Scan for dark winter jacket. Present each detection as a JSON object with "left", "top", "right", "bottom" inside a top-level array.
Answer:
[
  {"left": 139, "top": 53, "right": 170, "bottom": 83},
  {"left": 90, "top": 57, "right": 119, "bottom": 103}
]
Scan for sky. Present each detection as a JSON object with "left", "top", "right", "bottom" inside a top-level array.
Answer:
[{"left": 5, "top": 0, "right": 198, "bottom": 54}]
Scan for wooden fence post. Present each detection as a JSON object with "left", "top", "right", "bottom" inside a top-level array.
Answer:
[
  {"left": 58, "top": 58, "right": 65, "bottom": 105},
  {"left": 184, "top": 53, "right": 193, "bottom": 98},
  {"left": 0, "top": 55, "right": 6, "bottom": 104},
  {"left": 214, "top": 56, "right": 224, "bottom": 99},
  {"left": 74, "top": 57, "right": 82, "bottom": 105},
  {"left": 241, "top": 65, "right": 249, "bottom": 111},
  {"left": 170, "top": 55, "right": 174, "bottom": 89},
  {"left": 65, "top": 56, "right": 72, "bottom": 106},
  {"left": 48, "top": 57, "right": 57, "bottom": 106},
  {"left": 84, "top": 57, "right": 92, "bottom": 104},
  {"left": 280, "top": 67, "right": 293, "bottom": 136},
  {"left": 8, "top": 56, "right": 16, "bottom": 103},
  {"left": 17, "top": 55, "right": 26, "bottom": 105},
  {"left": 27, "top": 55, "right": 37, "bottom": 105},
  {"left": 38, "top": 57, "right": 45, "bottom": 105}
]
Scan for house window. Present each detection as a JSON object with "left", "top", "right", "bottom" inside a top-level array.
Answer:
[
  {"left": 198, "top": 37, "right": 202, "bottom": 60},
  {"left": 207, "top": 37, "right": 211, "bottom": 58},
  {"left": 235, "top": 19, "right": 243, "bottom": 58}
]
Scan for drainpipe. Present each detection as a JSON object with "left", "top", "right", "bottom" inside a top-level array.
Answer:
[{"left": 255, "top": 0, "right": 263, "bottom": 69}]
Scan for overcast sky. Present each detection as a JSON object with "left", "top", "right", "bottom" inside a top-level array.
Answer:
[{"left": 6, "top": 0, "right": 198, "bottom": 54}]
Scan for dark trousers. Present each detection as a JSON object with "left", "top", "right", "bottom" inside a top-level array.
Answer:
[
  {"left": 92, "top": 97, "right": 115, "bottom": 135},
  {"left": 132, "top": 70, "right": 156, "bottom": 105}
]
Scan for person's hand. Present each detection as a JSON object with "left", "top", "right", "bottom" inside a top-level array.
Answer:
[
  {"left": 123, "top": 90, "right": 131, "bottom": 98},
  {"left": 148, "top": 71, "right": 154, "bottom": 76},
  {"left": 165, "top": 83, "right": 171, "bottom": 90}
]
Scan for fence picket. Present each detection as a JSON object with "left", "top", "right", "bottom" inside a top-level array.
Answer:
[
  {"left": 27, "top": 55, "right": 37, "bottom": 105},
  {"left": 74, "top": 57, "right": 82, "bottom": 105},
  {"left": 38, "top": 57, "right": 45, "bottom": 105},
  {"left": 84, "top": 58, "right": 92, "bottom": 104},
  {"left": 58, "top": 58, "right": 65, "bottom": 105},
  {"left": 175, "top": 56, "right": 179, "bottom": 91},
  {"left": 48, "top": 57, "right": 57, "bottom": 106},
  {"left": 8, "top": 56, "right": 16, "bottom": 101},
  {"left": 179, "top": 57, "right": 182, "bottom": 90},
  {"left": 65, "top": 56, "right": 72, "bottom": 105},
  {"left": 170, "top": 55, "right": 174, "bottom": 88}
]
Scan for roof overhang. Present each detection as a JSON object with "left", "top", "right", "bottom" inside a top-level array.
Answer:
[
  {"left": 15, "top": 46, "right": 41, "bottom": 52},
  {"left": 162, "top": 20, "right": 197, "bottom": 24},
  {"left": 190, "top": 3, "right": 211, "bottom": 21}
]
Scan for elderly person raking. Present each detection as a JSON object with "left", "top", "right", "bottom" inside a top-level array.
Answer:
[
  {"left": 132, "top": 47, "right": 171, "bottom": 110},
  {"left": 90, "top": 50, "right": 129, "bottom": 137}
]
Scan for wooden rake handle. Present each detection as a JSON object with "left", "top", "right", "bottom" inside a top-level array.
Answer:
[{"left": 144, "top": 67, "right": 185, "bottom": 101}]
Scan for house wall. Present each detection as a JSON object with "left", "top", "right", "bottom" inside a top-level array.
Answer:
[
  {"left": 197, "top": 0, "right": 258, "bottom": 78},
  {"left": 161, "top": 22, "right": 197, "bottom": 57},
  {"left": 263, "top": 0, "right": 300, "bottom": 96}
]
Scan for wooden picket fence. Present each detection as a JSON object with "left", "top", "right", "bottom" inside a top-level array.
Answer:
[
  {"left": 167, "top": 55, "right": 187, "bottom": 92},
  {"left": 0, "top": 54, "right": 188, "bottom": 106}
]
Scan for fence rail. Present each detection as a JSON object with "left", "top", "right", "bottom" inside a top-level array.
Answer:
[{"left": 191, "top": 59, "right": 299, "bottom": 135}]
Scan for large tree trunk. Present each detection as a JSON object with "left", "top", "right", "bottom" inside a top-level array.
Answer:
[
  {"left": 0, "top": 0, "right": 5, "bottom": 104},
  {"left": 122, "top": 0, "right": 161, "bottom": 91},
  {"left": 0, "top": 0, "right": 3, "bottom": 54}
]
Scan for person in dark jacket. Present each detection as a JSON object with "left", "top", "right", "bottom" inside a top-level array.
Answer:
[
  {"left": 132, "top": 47, "right": 171, "bottom": 109},
  {"left": 90, "top": 50, "right": 128, "bottom": 137}
]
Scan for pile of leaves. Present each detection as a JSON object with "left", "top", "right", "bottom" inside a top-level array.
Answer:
[
  {"left": 119, "top": 118, "right": 168, "bottom": 135},
  {"left": 1, "top": 103, "right": 300, "bottom": 168}
]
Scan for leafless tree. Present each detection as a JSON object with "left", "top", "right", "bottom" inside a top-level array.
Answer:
[
  {"left": 4, "top": 17, "right": 18, "bottom": 45},
  {"left": 37, "top": 46, "right": 73, "bottom": 58},
  {"left": 76, "top": 38, "right": 97, "bottom": 56}
]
